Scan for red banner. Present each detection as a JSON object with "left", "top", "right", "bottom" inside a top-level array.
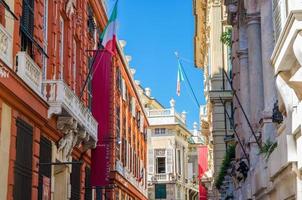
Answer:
[
  {"left": 198, "top": 146, "right": 208, "bottom": 200},
  {"left": 91, "top": 50, "right": 113, "bottom": 186}
]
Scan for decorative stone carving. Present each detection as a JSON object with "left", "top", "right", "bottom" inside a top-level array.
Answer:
[
  {"left": 58, "top": 130, "right": 77, "bottom": 161},
  {"left": 66, "top": 0, "right": 76, "bottom": 18},
  {"left": 276, "top": 74, "right": 299, "bottom": 116},
  {"left": 56, "top": 117, "right": 97, "bottom": 161},
  {"left": 272, "top": 100, "right": 283, "bottom": 124},
  {"left": 57, "top": 117, "right": 78, "bottom": 161}
]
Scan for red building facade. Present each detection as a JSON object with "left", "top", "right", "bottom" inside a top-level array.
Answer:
[
  {"left": 0, "top": 0, "right": 106, "bottom": 199},
  {"left": 0, "top": 0, "right": 148, "bottom": 199}
]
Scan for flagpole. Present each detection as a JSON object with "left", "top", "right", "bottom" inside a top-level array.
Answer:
[
  {"left": 80, "top": 49, "right": 105, "bottom": 99},
  {"left": 174, "top": 52, "right": 201, "bottom": 109}
]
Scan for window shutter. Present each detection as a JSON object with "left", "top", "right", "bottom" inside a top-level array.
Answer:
[
  {"left": 14, "top": 119, "right": 33, "bottom": 200},
  {"left": 71, "top": 159, "right": 81, "bottom": 200},
  {"left": 166, "top": 149, "right": 173, "bottom": 174},
  {"left": 87, "top": 5, "right": 96, "bottom": 36},
  {"left": 273, "top": 0, "right": 287, "bottom": 41},
  {"left": 38, "top": 136, "right": 52, "bottom": 200},
  {"left": 21, "top": 0, "right": 34, "bottom": 36},
  {"left": 148, "top": 149, "right": 154, "bottom": 173},
  {"left": 140, "top": 113, "right": 144, "bottom": 133},
  {"left": 85, "top": 167, "right": 92, "bottom": 200},
  {"left": 122, "top": 78, "right": 126, "bottom": 100},
  {"left": 131, "top": 97, "right": 136, "bottom": 118}
]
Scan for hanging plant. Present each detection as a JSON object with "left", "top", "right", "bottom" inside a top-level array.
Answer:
[
  {"left": 215, "top": 144, "right": 236, "bottom": 189},
  {"left": 258, "top": 139, "right": 277, "bottom": 160},
  {"left": 220, "top": 29, "right": 232, "bottom": 47}
]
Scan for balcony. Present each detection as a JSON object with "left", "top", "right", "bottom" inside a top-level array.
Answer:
[
  {"left": 0, "top": 24, "right": 13, "bottom": 68},
  {"left": 16, "top": 52, "right": 42, "bottom": 96},
  {"left": 43, "top": 80, "right": 98, "bottom": 141},
  {"left": 149, "top": 173, "right": 177, "bottom": 183},
  {"left": 147, "top": 108, "right": 186, "bottom": 126}
]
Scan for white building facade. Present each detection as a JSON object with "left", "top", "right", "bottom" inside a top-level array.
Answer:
[{"left": 137, "top": 87, "right": 201, "bottom": 200}]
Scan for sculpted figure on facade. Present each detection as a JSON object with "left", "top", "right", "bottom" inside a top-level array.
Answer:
[
  {"left": 66, "top": 0, "right": 76, "bottom": 18},
  {"left": 57, "top": 117, "right": 78, "bottom": 160}
]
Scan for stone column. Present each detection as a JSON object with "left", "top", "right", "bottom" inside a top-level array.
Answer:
[
  {"left": 237, "top": 49, "right": 249, "bottom": 153},
  {"left": 246, "top": 11, "right": 264, "bottom": 129},
  {"left": 261, "top": 0, "right": 277, "bottom": 142},
  {"left": 238, "top": 17, "right": 250, "bottom": 147}
]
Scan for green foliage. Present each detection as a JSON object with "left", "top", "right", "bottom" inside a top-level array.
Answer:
[
  {"left": 258, "top": 139, "right": 277, "bottom": 160},
  {"left": 220, "top": 29, "right": 232, "bottom": 47},
  {"left": 215, "top": 144, "right": 236, "bottom": 189}
]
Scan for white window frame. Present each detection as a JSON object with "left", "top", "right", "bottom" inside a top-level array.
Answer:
[{"left": 42, "top": 0, "right": 48, "bottom": 82}]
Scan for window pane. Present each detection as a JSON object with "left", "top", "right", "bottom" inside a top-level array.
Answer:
[{"left": 157, "top": 157, "right": 166, "bottom": 173}]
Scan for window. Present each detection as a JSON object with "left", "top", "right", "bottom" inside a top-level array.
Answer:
[
  {"left": 156, "top": 157, "right": 166, "bottom": 174},
  {"left": 115, "top": 189, "right": 120, "bottom": 200},
  {"left": 21, "top": 0, "right": 34, "bottom": 56},
  {"left": 87, "top": 4, "right": 96, "bottom": 37},
  {"left": 59, "top": 16, "right": 64, "bottom": 79},
  {"left": 38, "top": 136, "right": 52, "bottom": 200},
  {"left": 116, "top": 106, "right": 120, "bottom": 159},
  {"left": 116, "top": 68, "right": 122, "bottom": 92},
  {"left": 155, "top": 184, "right": 166, "bottom": 199},
  {"left": 70, "top": 159, "right": 81, "bottom": 200},
  {"left": 122, "top": 138, "right": 127, "bottom": 167},
  {"left": 177, "top": 149, "right": 181, "bottom": 175},
  {"left": 122, "top": 78, "right": 127, "bottom": 100},
  {"left": 155, "top": 128, "right": 165, "bottom": 135},
  {"left": 85, "top": 167, "right": 92, "bottom": 200},
  {"left": 136, "top": 111, "right": 141, "bottom": 129}
]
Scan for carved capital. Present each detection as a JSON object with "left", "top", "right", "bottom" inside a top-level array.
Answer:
[
  {"left": 237, "top": 49, "right": 248, "bottom": 59},
  {"left": 245, "top": 12, "right": 261, "bottom": 25}
]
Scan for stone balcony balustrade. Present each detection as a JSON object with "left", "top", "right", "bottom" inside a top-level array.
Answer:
[
  {"left": 0, "top": 24, "right": 12, "bottom": 68},
  {"left": 15, "top": 50, "right": 98, "bottom": 161},
  {"left": 16, "top": 52, "right": 42, "bottom": 96},
  {"left": 43, "top": 80, "right": 98, "bottom": 160},
  {"left": 147, "top": 108, "right": 186, "bottom": 126}
]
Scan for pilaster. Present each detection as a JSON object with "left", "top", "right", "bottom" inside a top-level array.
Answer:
[{"left": 246, "top": 12, "right": 264, "bottom": 130}]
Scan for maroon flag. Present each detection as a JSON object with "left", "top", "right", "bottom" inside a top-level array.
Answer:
[{"left": 91, "top": 50, "right": 113, "bottom": 186}]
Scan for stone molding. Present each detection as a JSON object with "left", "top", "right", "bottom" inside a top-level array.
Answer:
[{"left": 245, "top": 12, "right": 261, "bottom": 25}]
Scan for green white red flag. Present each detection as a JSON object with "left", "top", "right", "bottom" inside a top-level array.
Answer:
[
  {"left": 176, "top": 59, "right": 185, "bottom": 96},
  {"left": 101, "top": 1, "right": 118, "bottom": 54}
]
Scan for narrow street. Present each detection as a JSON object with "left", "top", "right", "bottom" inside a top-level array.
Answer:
[{"left": 0, "top": 0, "right": 301, "bottom": 200}]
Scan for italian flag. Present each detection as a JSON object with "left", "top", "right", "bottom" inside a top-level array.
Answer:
[
  {"left": 176, "top": 59, "right": 185, "bottom": 96},
  {"left": 101, "top": 1, "right": 118, "bottom": 54}
]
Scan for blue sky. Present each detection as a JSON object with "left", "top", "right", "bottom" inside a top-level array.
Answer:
[{"left": 108, "top": 0, "right": 205, "bottom": 129}]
